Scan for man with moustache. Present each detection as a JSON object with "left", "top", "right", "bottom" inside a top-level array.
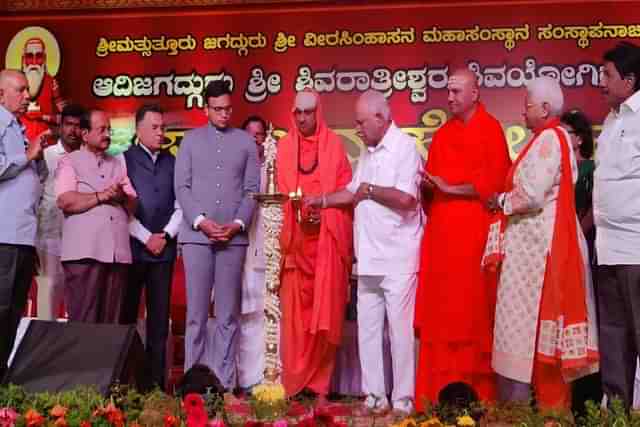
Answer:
[
  {"left": 415, "top": 68, "right": 511, "bottom": 407},
  {"left": 121, "top": 104, "right": 182, "bottom": 390},
  {"left": 593, "top": 42, "right": 640, "bottom": 408},
  {"left": 237, "top": 114, "right": 268, "bottom": 392},
  {"left": 56, "top": 109, "right": 137, "bottom": 324},
  {"left": 306, "top": 89, "right": 422, "bottom": 415},
  {"left": 20, "top": 38, "right": 67, "bottom": 144},
  {"left": 0, "top": 69, "right": 46, "bottom": 379},
  {"left": 175, "top": 80, "right": 259, "bottom": 391},
  {"left": 275, "top": 90, "right": 352, "bottom": 404},
  {"left": 35, "top": 103, "right": 86, "bottom": 320}
]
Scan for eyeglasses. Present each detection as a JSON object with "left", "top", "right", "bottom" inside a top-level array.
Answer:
[{"left": 208, "top": 105, "right": 233, "bottom": 114}]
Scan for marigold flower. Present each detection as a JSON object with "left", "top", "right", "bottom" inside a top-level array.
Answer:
[
  {"left": 394, "top": 418, "right": 417, "bottom": 427},
  {"left": 456, "top": 415, "right": 475, "bottom": 426},
  {"left": 24, "top": 409, "right": 45, "bottom": 427},
  {"left": 50, "top": 405, "right": 68, "bottom": 418},
  {"left": 419, "top": 418, "right": 443, "bottom": 427}
]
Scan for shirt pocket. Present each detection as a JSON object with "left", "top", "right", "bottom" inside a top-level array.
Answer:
[{"left": 372, "top": 153, "right": 399, "bottom": 187}]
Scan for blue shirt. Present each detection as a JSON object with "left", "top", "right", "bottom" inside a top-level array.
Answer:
[{"left": 0, "top": 105, "right": 46, "bottom": 246}]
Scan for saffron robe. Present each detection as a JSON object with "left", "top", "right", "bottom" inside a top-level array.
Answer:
[
  {"left": 415, "top": 103, "right": 511, "bottom": 407},
  {"left": 276, "top": 94, "right": 353, "bottom": 397}
]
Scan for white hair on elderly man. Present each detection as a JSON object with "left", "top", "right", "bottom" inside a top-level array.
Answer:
[
  {"left": 525, "top": 76, "right": 564, "bottom": 116},
  {"left": 358, "top": 89, "right": 392, "bottom": 121}
]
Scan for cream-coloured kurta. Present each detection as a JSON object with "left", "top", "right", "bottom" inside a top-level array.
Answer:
[
  {"left": 492, "top": 128, "right": 597, "bottom": 383},
  {"left": 241, "top": 162, "right": 267, "bottom": 314}
]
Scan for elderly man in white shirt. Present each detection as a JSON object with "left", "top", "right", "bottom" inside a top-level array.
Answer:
[
  {"left": 305, "top": 89, "right": 424, "bottom": 415},
  {"left": 594, "top": 41, "right": 640, "bottom": 409},
  {"left": 35, "top": 104, "right": 85, "bottom": 320}
]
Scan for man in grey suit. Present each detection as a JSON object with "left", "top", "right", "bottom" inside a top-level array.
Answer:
[{"left": 175, "top": 80, "right": 259, "bottom": 390}]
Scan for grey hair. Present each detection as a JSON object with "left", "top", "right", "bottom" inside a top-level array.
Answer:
[
  {"left": 525, "top": 76, "right": 564, "bottom": 116},
  {"left": 357, "top": 89, "right": 391, "bottom": 121}
]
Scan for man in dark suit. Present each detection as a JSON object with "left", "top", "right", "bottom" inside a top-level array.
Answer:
[
  {"left": 175, "top": 80, "right": 259, "bottom": 391},
  {"left": 121, "top": 104, "right": 182, "bottom": 390}
]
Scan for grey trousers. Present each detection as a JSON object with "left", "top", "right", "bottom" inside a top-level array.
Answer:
[
  {"left": 182, "top": 243, "right": 246, "bottom": 389},
  {"left": 597, "top": 264, "right": 640, "bottom": 409}
]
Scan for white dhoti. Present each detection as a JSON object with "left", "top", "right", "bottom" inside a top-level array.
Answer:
[
  {"left": 238, "top": 267, "right": 265, "bottom": 389},
  {"left": 237, "top": 168, "right": 267, "bottom": 389},
  {"left": 35, "top": 248, "right": 65, "bottom": 320}
]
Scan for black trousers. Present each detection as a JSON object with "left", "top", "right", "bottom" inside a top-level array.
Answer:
[
  {"left": 597, "top": 264, "right": 640, "bottom": 409},
  {"left": 0, "top": 244, "right": 36, "bottom": 377},
  {"left": 120, "top": 260, "right": 174, "bottom": 390}
]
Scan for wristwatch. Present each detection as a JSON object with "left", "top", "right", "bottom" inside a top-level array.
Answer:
[
  {"left": 497, "top": 193, "right": 506, "bottom": 210},
  {"left": 367, "top": 184, "right": 374, "bottom": 199}
]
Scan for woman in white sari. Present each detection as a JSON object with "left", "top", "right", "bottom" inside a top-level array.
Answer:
[{"left": 485, "top": 77, "right": 599, "bottom": 410}]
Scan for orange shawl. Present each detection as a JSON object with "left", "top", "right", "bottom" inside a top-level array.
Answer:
[{"left": 276, "top": 90, "right": 353, "bottom": 345}]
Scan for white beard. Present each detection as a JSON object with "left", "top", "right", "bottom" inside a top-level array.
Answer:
[{"left": 24, "top": 66, "right": 44, "bottom": 99}]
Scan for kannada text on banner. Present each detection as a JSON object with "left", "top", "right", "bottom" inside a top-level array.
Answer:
[{"left": 0, "top": 1, "right": 630, "bottom": 158}]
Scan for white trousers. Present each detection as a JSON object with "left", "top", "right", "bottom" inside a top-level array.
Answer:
[
  {"left": 357, "top": 273, "right": 416, "bottom": 404},
  {"left": 237, "top": 310, "right": 265, "bottom": 388},
  {"left": 35, "top": 249, "right": 65, "bottom": 320}
]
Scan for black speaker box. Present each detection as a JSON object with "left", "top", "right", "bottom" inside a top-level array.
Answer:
[{"left": 3, "top": 320, "right": 147, "bottom": 395}]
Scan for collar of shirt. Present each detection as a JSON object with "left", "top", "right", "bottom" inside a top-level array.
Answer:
[
  {"left": 138, "top": 142, "right": 159, "bottom": 163},
  {"left": 368, "top": 121, "right": 399, "bottom": 154},
  {"left": 0, "top": 104, "right": 18, "bottom": 128},
  {"left": 617, "top": 90, "right": 640, "bottom": 116},
  {"left": 80, "top": 144, "right": 106, "bottom": 164},
  {"left": 208, "top": 122, "right": 229, "bottom": 135},
  {"left": 54, "top": 139, "right": 67, "bottom": 155}
]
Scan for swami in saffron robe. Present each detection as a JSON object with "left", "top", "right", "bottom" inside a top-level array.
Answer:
[
  {"left": 415, "top": 103, "right": 511, "bottom": 408},
  {"left": 276, "top": 92, "right": 353, "bottom": 397}
]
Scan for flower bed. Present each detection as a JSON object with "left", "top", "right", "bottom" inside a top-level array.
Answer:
[{"left": 0, "top": 384, "right": 635, "bottom": 427}]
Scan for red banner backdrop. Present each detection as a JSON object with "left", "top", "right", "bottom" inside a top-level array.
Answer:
[{"left": 0, "top": 1, "right": 635, "bottom": 156}]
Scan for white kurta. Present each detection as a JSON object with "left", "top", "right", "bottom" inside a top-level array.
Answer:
[
  {"left": 492, "top": 128, "right": 597, "bottom": 383},
  {"left": 35, "top": 141, "right": 67, "bottom": 320},
  {"left": 237, "top": 163, "right": 267, "bottom": 388}
]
